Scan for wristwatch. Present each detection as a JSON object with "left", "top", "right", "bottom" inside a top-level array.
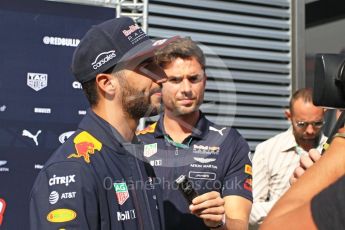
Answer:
[{"left": 334, "top": 132, "right": 345, "bottom": 139}]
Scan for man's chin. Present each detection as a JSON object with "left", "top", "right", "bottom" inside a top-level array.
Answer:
[
  {"left": 173, "top": 106, "right": 198, "bottom": 116},
  {"left": 301, "top": 137, "right": 317, "bottom": 142}
]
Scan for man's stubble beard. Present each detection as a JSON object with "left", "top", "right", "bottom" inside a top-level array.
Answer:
[
  {"left": 293, "top": 128, "right": 320, "bottom": 149},
  {"left": 119, "top": 78, "right": 160, "bottom": 120},
  {"left": 166, "top": 92, "right": 204, "bottom": 117}
]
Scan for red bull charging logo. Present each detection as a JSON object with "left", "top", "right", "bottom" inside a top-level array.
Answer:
[{"left": 68, "top": 131, "right": 102, "bottom": 163}]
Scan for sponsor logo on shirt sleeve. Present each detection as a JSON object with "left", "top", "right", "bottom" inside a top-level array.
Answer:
[
  {"left": 46, "top": 208, "right": 77, "bottom": 223},
  {"left": 68, "top": 131, "right": 102, "bottom": 163},
  {"left": 244, "top": 164, "right": 252, "bottom": 176},
  {"left": 49, "top": 174, "right": 76, "bottom": 187},
  {"left": 49, "top": 191, "right": 77, "bottom": 205},
  {"left": 244, "top": 178, "right": 252, "bottom": 192}
]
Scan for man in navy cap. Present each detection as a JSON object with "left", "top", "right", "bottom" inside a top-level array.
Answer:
[{"left": 30, "top": 17, "right": 178, "bottom": 230}]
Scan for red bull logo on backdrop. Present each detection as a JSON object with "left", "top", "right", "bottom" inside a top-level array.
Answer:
[{"left": 68, "top": 131, "right": 102, "bottom": 163}]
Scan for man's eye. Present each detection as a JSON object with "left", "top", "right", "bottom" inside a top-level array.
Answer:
[
  {"left": 189, "top": 76, "right": 201, "bottom": 83},
  {"left": 168, "top": 78, "right": 181, "bottom": 83},
  {"left": 313, "top": 121, "right": 324, "bottom": 127},
  {"left": 296, "top": 122, "right": 306, "bottom": 128}
]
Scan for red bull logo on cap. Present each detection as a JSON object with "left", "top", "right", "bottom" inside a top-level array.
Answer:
[{"left": 68, "top": 131, "right": 102, "bottom": 163}]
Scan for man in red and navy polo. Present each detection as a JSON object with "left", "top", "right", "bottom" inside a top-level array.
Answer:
[{"left": 137, "top": 37, "right": 252, "bottom": 230}]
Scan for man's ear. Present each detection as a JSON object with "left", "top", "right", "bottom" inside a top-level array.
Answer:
[
  {"left": 285, "top": 109, "right": 292, "bottom": 121},
  {"left": 95, "top": 73, "right": 116, "bottom": 95}
]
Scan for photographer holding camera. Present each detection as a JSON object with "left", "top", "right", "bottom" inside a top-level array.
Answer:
[
  {"left": 290, "top": 109, "right": 345, "bottom": 185},
  {"left": 261, "top": 137, "right": 345, "bottom": 230},
  {"left": 260, "top": 54, "right": 345, "bottom": 230}
]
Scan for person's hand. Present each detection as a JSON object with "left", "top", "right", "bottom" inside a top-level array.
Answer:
[
  {"left": 290, "top": 149, "right": 321, "bottom": 185},
  {"left": 189, "top": 191, "right": 225, "bottom": 228}
]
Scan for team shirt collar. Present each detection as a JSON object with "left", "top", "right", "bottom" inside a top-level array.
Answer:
[
  {"left": 153, "top": 111, "right": 210, "bottom": 140},
  {"left": 78, "top": 109, "right": 140, "bottom": 153}
]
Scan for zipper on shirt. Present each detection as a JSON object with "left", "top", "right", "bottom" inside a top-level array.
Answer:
[
  {"left": 127, "top": 176, "right": 144, "bottom": 230},
  {"left": 134, "top": 156, "right": 156, "bottom": 230}
]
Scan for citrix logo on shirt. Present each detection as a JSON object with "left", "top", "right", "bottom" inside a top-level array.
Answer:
[{"left": 49, "top": 174, "right": 76, "bottom": 187}]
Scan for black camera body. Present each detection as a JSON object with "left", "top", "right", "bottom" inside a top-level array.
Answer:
[{"left": 313, "top": 54, "right": 345, "bottom": 108}]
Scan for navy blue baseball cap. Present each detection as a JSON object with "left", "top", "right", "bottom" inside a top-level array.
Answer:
[{"left": 72, "top": 17, "right": 179, "bottom": 83}]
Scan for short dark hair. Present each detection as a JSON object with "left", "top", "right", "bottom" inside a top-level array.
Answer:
[
  {"left": 81, "top": 66, "right": 127, "bottom": 106},
  {"left": 154, "top": 37, "right": 205, "bottom": 70},
  {"left": 81, "top": 79, "right": 98, "bottom": 106},
  {"left": 290, "top": 88, "right": 313, "bottom": 113}
]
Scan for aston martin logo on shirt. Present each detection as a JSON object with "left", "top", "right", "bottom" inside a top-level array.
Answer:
[{"left": 193, "top": 157, "right": 216, "bottom": 164}]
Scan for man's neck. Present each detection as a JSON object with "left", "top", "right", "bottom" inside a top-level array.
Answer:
[
  {"left": 92, "top": 103, "right": 138, "bottom": 142},
  {"left": 163, "top": 110, "right": 200, "bottom": 143}
]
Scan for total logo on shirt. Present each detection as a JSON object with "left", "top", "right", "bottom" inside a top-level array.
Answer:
[{"left": 46, "top": 208, "right": 77, "bottom": 223}]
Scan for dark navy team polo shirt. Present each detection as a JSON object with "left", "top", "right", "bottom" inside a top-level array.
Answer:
[
  {"left": 137, "top": 112, "right": 252, "bottom": 230},
  {"left": 30, "top": 110, "right": 164, "bottom": 230}
]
